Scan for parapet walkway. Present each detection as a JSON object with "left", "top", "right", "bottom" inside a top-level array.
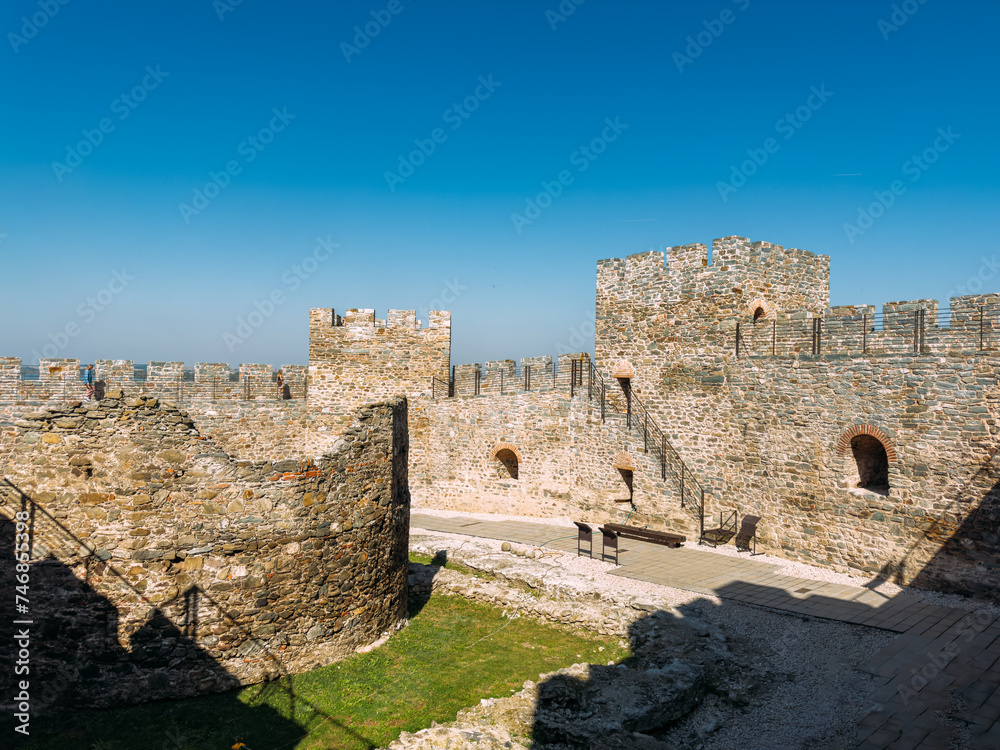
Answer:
[{"left": 411, "top": 512, "right": 1000, "bottom": 749}]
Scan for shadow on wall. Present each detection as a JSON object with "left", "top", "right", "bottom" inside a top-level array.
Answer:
[
  {"left": 846, "top": 443, "right": 1000, "bottom": 602},
  {"left": 0, "top": 514, "right": 307, "bottom": 747},
  {"left": 908, "top": 470, "right": 1000, "bottom": 602}
]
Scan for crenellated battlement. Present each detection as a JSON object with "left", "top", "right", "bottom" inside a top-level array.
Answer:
[
  {"left": 0, "top": 357, "right": 307, "bottom": 403},
  {"left": 597, "top": 236, "right": 831, "bottom": 368},
  {"left": 307, "top": 304, "right": 452, "bottom": 414},
  {"left": 733, "top": 293, "right": 1000, "bottom": 358},
  {"left": 597, "top": 236, "right": 830, "bottom": 325},
  {"left": 310, "top": 307, "right": 451, "bottom": 332}
]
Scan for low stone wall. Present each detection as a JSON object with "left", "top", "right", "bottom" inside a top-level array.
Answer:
[
  {"left": 183, "top": 399, "right": 345, "bottom": 461},
  {"left": 0, "top": 395, "right": 410, "bottom": 710},
  {"left": 410, "top": 389, "right": 701, "bottom": 537}
]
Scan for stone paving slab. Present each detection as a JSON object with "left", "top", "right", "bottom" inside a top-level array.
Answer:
[
  {"left": 854, "top": 610, "right": 999, "bottom": 748},
  {"left": 411, "top": 513, "right": 959, "bottom": 634}
]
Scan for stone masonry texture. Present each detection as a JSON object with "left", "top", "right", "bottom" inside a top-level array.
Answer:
[
  {"left": 0, "top": 393, "right": 410, "bottom": 710},
  {"left": 596, "top": 236, "right": 1000, "bottom": 601}
]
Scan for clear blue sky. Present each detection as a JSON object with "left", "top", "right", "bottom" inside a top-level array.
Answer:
[{"left": 2, "top": 0, "right": 997, "bottom": 367}]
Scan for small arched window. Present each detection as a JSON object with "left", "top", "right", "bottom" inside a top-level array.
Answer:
[
  {"left": 495, "top": 449, "right": 519, "bottom": 479},
  {"left": 836, "top": 424, "right": 896, "bottom": 497},
  {"left": 851, "top": 435, "right": 889, "bottom": 495},
  {"left": 490, "top": 443, "right": 522, "bottom": 480},
  {"left": 747, "top": 298, "right": 772, "bottom": 323}
]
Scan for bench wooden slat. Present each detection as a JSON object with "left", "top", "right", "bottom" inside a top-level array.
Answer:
[{"left": 603, "top": 523, "right": 686, "bottom": 548}]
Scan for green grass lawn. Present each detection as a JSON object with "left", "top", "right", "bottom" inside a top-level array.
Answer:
[{"left": 23, "top": 561, "right": 627, "bottom": 750}]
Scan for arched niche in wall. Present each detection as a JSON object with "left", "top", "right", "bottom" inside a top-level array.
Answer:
[
  {"left": 612, "top": 450, "right": 636, "bottom": 502},
  {"left": 490, "top": 442, "right": 522, "bottom": 480},
  {"left": 610, "top": 359, "right": 635, "bottom": 399},
  {"left": 836, "top": 424, "right": 896, "bottom": 496},
  {"left": 611, "top": 359, "right": 636, "bottom": 379},
  {"left": 747, "top": 298, "right": 773, "bottom": 324}
]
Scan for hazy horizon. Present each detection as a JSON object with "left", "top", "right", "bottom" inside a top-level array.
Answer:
[{"left": 2, "top": 0, "right": 997, "bottom": 368}]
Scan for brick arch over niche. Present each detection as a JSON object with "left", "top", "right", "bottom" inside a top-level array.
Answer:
[
  {"left": 748, "top": 298, "right": 773, "bottom": 321},
  {"left": 611, "top": 359, "right": 636, "bottom": 379},
  {"left": 489, "top": 442, "right": 523, "bottom": 462},
  {"left": 836, "top": 424, "right": 898, "bottom": 463},
  {"left": 612, "top": 451, "right": 636, "bottom": 471}
]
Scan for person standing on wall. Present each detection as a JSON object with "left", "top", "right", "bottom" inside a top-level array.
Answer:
[
  {"left": 84, "top": 364, "right": 95, "bottom": 401},
  {"left": 275, "top": 369, "right": 284, "bottom": 400}
]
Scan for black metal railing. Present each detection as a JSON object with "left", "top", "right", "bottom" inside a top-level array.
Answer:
[
  {"left": 736, "top": 306, "right": 999, "bottom": 358},
  {"left": 5, "top": 373, "right": 307, "bottom": 405},
  {"left": 585, "top": 360, "right": 707, "bottom": 538},
  {"left": 431, "top": 359, "right": 583, "bottom": 399}
]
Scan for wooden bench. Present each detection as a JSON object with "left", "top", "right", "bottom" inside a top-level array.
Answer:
[{"left": 602, "top": 523, "right": 686, "bottom": 549}]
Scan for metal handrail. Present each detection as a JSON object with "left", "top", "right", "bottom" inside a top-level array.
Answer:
[
  {"left": 586, "top": 360, "right": 707, "bottom": 536},
  {"left": 3, "top": 375, "right": 308, "bottom": 405},
  {"left": 736, "top": 305, "right": 997, "bottom": 357}
]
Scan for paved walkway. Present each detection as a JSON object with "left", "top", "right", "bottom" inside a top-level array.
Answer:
[
  {"left": 412, "top": 513, "right": 957, "bottom": 633},
  {"left": 855, "top": 612, "right": 1000, "bottom": 749},
  {"left": 411, "top": 512, "right": 1000, "bottom": 748}
]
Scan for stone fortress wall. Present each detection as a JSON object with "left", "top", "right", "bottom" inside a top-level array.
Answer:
[
  {"left": 0, "top": 358, "right": 338, "bottom": 461},
  {"left": 0, "top": 393, "right": 411, "bottom": 709},
  {"left": 307, "top": 307, "right": 451, "bottom": 413},
  {"left": 407, "top": 352, "right": 702, "bottom": 538},
  {"left": 596, "top": 236, "right": 1000, "bottom": 600},
  {"left": 595, "top": 236, "right": 831, "bottom": 361},
  {"left": 4, "top": 231, "right": 1000, "bottom": 714}
]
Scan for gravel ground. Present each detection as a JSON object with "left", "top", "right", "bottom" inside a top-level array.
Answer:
[
  {"left": 407, "top": 526, "right": 895, "bottom": 750},
  {"left": 412, "top": 506, "right": 1000, "bottom": 617},
  {"left": 408, "top": 508, "right": 999, "bottom": 748}
]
